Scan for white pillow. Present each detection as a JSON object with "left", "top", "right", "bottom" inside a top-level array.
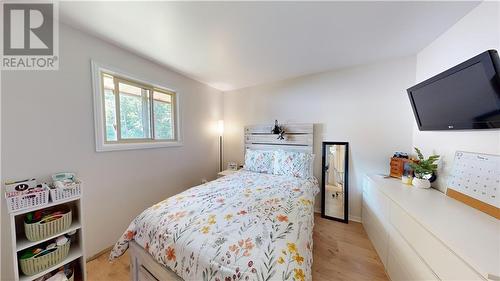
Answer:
[
  {"left": 243, "top": 149, "right": 275, "bottom": 174},
  {"left": 273, "top": 150, "right": 315, "bottom": 179}
]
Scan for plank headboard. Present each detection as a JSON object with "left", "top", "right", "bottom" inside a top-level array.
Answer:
[{"left": 244, "top": 123, "right": 313, "bottom": 154}]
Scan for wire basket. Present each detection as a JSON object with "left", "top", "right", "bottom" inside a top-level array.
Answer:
[
  {"left": 19, "top": 240, "right": 70, "bottom": 276},
  {"left": 49, "top": 181, "right": 81, "bottom": 203},
  {"left": 24, "top": 210, "right": 72, "bottom": 242},
  {"left": 5, "top": 188, "right": 49, "bottom": 214}
]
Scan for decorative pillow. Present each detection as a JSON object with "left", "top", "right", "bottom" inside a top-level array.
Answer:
[
  {"left": 243, "top": 149, "right": 275, "bottom": 174},
  {"left": 273, "top": 150, "right": 315, "bottom": 179}
]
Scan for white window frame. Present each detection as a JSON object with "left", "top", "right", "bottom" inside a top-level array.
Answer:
[{"left": 91, "top": 60, "right": 182, "bottom": 152}]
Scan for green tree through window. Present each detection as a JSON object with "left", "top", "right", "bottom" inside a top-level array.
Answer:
[
  {"left": 102, "top": 73, "right": 176, "bottom": 142},
  {"left": 154, "top": 101, "right": 172, "bottom": 139}
]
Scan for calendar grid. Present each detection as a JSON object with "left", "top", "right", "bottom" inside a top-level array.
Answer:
[{"left": 448, "top": 151, "right": 500, "bottom": 208}]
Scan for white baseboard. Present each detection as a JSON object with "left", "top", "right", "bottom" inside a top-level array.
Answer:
[
  {"left": 314, "top": 210, "right": 362, "bottom": 223},
  {"left": 349, "top": 215, "right": 361, "bottom": 223}
]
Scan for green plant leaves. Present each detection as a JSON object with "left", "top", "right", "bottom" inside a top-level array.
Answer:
[{"left": 411, "top": 147, "right": 440, "bottom": 178}]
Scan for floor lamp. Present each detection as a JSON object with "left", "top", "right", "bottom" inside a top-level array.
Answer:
[{"left": 217, "top": 120, "right": 224, "bottom": 172}]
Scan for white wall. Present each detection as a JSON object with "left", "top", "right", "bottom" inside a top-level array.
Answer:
[
  {"left": 413, "top": 1, "right": 500, "bottom": 192},
  {"left": 1, "top": 24, "right": 222, "bottom": 280},
  {"left": 0, "top": 58, "right": 3, "bottom": 280},
  {"left": 223, "top": 56, "right": 416, "bottom": 220}
]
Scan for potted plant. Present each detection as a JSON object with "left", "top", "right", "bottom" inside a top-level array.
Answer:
[{"left": 409, "top": 147, "right": 439, "bottom": 189}]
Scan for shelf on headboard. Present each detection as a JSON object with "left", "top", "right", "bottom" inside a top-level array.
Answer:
[{"left": 244, "top": 123, "right": 314, "bottom": 153}]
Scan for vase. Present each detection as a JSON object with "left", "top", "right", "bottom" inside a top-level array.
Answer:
[
  {"left": 412, "top": 177, "right": 431, "bottom": 189},
  {"left": 429, "top": 172, "right": 437, "bottom": 183}
]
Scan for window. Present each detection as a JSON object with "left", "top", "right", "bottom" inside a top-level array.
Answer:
[{"left": 92, "top": 61, "right": 181, "bottom": 151}]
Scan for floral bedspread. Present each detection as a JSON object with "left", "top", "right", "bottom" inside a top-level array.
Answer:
[{"left": 110, "top": 170, "right": 319, "bottom": 281}]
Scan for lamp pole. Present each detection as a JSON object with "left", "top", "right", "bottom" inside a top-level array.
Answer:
[
  {"left": 217, "top": 120, "right": 224, "bottom": 172},
  {"left": 219, "top": 135, "right": 223, "bottom": 172}
]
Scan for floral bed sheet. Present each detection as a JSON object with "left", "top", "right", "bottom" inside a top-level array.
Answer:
[{"left": 110, "top": 170, "right": 319, "bottom": 281}]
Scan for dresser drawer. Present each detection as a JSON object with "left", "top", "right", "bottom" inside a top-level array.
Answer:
[
  {"left": 363, "top": 178, "right": 390, "bottom": 220},
  {"left": 389, "top": 202, "right": 484, "bottom": 281},
  {"left": 387, "top": 226, "right": 438, "bottom": 281},
  {"left": 139, "top": 265, "right": 160, "bottom": 281},
  {"left": 362, "top": 200, "right": 389, "bottom": 266}
]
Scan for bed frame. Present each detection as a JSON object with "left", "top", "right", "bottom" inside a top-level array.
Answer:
[
  {"left": 130, "top": 241, "right": 181, "bottom": 281},
  {"left": 128, "top": 123, "right": 314, "bottom": 281}
]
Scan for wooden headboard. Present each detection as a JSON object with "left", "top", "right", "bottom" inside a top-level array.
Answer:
[{"left": 244, "top": 123, "right": 313, "bottom": 153}]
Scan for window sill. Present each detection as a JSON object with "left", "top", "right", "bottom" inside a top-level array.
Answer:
[{"left": 96, "top": 141, "right": 183, "bottom": 152}]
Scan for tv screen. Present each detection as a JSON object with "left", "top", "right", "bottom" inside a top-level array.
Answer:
[{"left": 407, "top": 50, "right": 500, "bottom": 130}]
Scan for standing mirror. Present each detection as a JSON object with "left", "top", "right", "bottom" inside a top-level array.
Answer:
[{"left": 321, "top": 142, "right": 349, "bottom": 223}]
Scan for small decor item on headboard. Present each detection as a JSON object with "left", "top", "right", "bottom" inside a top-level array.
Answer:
[
  {"left": 271, "top": 120, "right": 286, "bottom": 140},
  {"left": 447, "top": 151, "right": 500, "bottom": 219}
]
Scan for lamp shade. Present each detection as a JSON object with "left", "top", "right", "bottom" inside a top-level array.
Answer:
[{"left": 217, "top": 120, "right": 224, "bottom": 136}]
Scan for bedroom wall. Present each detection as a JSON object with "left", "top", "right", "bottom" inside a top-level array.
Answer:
[
  {"left": 222, "top": 56, "right": 416, "bottom": 221},
  {"left": 1, "top": 24, "right": 222, "bottom": 280},
  {"left": 413, "top": 1, "right": 500, "bottom": 192}
]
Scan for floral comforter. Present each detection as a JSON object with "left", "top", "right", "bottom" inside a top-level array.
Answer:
[{"left": 110, "top": 170, "right": 319, "bottom": 281}]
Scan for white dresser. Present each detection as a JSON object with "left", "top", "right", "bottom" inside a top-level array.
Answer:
[{"left": 362, "top": 175, "right": 499, "bottom": 281}]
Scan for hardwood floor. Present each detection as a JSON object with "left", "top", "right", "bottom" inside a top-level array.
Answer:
[
  {"left": 86, "top": 249, "right": 130, "bottom": 281},
  {"left": 311, "top": 214, "right": 388, "bottom": 281},
  {"left": 86, "top": 214, "right": 388, "bottom": 281}
]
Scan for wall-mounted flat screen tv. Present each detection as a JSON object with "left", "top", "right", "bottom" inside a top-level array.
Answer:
[{"left": 407, "top": 50, "right": 500, "bottom": 130}]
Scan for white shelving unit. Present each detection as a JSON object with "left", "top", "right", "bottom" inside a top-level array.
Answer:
[{"left": 9, "top": 195, "right": 86, "bottom": 281}]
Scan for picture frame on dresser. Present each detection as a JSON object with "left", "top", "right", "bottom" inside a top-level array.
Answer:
[{"left": 321, "top": 141, "right": 349, "bottom": 223}]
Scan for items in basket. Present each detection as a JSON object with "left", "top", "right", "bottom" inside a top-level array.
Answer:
[
  {"left": 49, "top": 172, "right": 81, "bottom": 202},
  {"left": 19, "top": 235, "right": 71, "bottom": 276},
  {"left": 24, "top": 207, "right": 72, "bottom": 242},
  {"left": 5, "top": 183, "right": 49, "bottom": 198},
  {"left": 20, "top": 236, "right": 68, "bottom": 260},
  {"left": 51, "top": 173, "right": 76, "bottom": 189},
  {"left": 4, "top": 179, "right": 50, "bottom": 213},
  {"left": 33, "top": 262, "right": 74, "bottom": 281},
  {"left": 4, "top": 178, "right": 37, "bottom": 192},
  {"left": 26, "top": 210, "right": 65, "bottom": 224}
]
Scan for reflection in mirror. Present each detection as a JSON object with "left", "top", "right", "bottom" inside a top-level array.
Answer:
[{"left": 322, "top": 142, "right": 348, "bottom": 223}]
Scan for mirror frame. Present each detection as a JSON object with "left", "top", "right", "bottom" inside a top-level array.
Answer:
[{"left": 321, "top": 141, "right": 349, "bottom": 223}]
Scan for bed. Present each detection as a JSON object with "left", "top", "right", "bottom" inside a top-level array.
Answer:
[{"left": 109, "top": 123, "right": 318, "bottom": 281}]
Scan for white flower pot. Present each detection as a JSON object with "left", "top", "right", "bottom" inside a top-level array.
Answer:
[{"left": 413, "top": 177, "right": 431, "bottom": 189}]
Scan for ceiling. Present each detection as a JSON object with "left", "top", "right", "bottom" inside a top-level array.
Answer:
[{"left": 60, "top": 1, "right": 479, "bottom": 91}]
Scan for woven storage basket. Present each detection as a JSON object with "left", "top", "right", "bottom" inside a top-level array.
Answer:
[
  {"left": 5, "top": 189, "right": 49, "bottom": 213},
  {"left": 19, "top": 241, "right": 70, "bottom": 276},
  {"left": 24, "top": 211, "right": 72, "bottom": 242},
  {"left": 49, "top": 182, "right": 81, "bottom": 203}
]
